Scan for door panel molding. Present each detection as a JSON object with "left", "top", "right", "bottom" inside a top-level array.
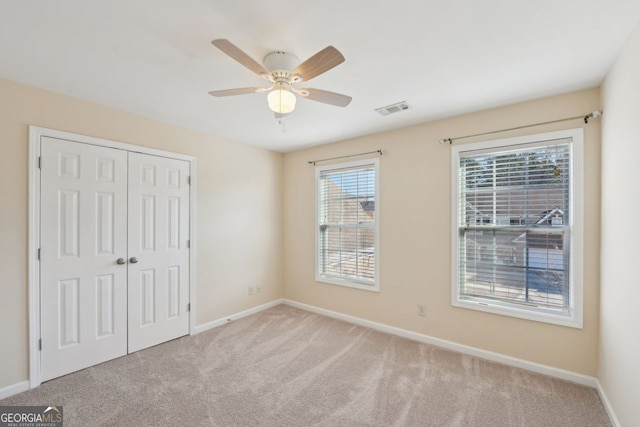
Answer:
[
  {"left": 28, "top": 126, "right": 197, "bottom": 388},
  {"left": 127, "top": 152, "right": 190, "bottom": 352},
  {"left": 40, "top": 137, "right": 129, "bottom": 381}
]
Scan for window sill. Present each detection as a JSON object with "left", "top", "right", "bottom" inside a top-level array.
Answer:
[
  {"left": 316, "top": 275, "right": 380, "bottom": 292},
  {"left": 452, "top": 298, "right": 582, "bottom": 329}
]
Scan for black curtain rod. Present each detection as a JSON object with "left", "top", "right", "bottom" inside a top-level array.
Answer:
[
  {"left": 307, "top": 149, "right": 384, "bottom": 165},
  {"left": 439, "top": 111, "right": 602, "bottom": 145}
]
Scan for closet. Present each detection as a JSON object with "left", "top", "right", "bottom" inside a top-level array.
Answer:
[{"left": 38, "top": 136, "right": 190, "bottom": 381}]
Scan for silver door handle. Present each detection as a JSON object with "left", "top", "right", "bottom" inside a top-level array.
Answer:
[
  {"left": 129, "top": 257, "right": 139, "bottom": 264},
  {"left": 116, "top": 258, "right": 126, "bottom": 265}
]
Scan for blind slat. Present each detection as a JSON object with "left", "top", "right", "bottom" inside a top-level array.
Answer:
[
  {"left": 457, "top": 142, "right": 572, "bottom": 314},
  {"left": 319, "top": 163, "right": 376, "bottom": 285}
]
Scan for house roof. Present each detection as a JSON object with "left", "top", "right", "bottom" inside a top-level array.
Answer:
[{"left": 535, "top": 207, "right": 564, "bottom": 225}]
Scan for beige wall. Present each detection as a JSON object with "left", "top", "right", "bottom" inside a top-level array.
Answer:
[
  {"left": 283, "top": 88, "right": 601, "bottom": 376},
  {"left": 0, "top": 72, "right": 613, "bottom": 397},
  {"left": 600, "top": 19, "right": 640, "bottom": 426},
  {"left": 0, "top": 78, "right": 284, "bottom": 389}
]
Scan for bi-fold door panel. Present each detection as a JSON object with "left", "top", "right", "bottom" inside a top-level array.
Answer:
[
  {"left": 127, "top": 152, "right": 190, "bottom": 353},
  {"left": 40, "top": 137, "right": 128, "bottom": 381}
]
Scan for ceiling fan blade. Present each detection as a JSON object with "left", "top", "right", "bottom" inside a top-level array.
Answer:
[
  {"left": 208, "top": 87, "right": 265, "bottom": 97},
  {"left": 211, "top": 39, "right": 269, "bottom": 75},
  {"left": 291, "top": 46, "right": 345, "bottom": 82},
  {"left": 301, "top": 88, "right": 352, "bottom": 107}
]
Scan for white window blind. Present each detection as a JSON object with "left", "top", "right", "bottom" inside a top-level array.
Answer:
[
  {"left": 317, "top": 159, "right": 378, "bottom": 289},
  {"left": 455, "top": 136, "right": 579, "bottom": 321}
]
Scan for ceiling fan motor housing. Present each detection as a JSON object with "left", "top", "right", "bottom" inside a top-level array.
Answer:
[{"left": 263, "top": 51, "right": 300, "bottom": 73}]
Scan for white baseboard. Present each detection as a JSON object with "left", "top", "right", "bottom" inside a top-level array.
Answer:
[
  {"left": 0, "top": 380, "right": 29, "bottom": 400},
  {"left": 192, "top": 299, "right": 284, "bottom": 335},
  {"left": 595, "top": 380, "right": 621, "bottom": 427},
  {"left": 283, "top": 299, "right": 598, "bottom": 388}
]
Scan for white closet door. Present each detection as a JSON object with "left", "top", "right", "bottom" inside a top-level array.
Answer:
[
  {"left": 40, "top": 137, "right": 128, "bottom": 381},
  {"left": 127, "top": 152, "right": 190, "bottom": 352}
]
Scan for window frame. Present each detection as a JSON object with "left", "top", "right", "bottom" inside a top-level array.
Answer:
[
  {"left": 315, "top": 157, "right": 380, "bottom": 292},
  {"left": 451, "top": 129, "right": 583, "bottom": 328}
]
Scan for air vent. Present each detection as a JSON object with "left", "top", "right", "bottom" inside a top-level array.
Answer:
[{"left": 375, "top": 101, "right": 409, "bottom": 116}]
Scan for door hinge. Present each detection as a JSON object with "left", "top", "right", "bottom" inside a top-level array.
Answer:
[
  {"left": 38, "top": 157, "right": 42, "bottom": 169},
  {"left": 187, "top": 176, "right": 191, "bottom": 185},
  {"left": 187, "top": 303, "right": 191, "bottom": 312},
  {"left": 37, "top": 248, "right": 41, "bottom": 260},
  {"left": 187, "top": 239, "right": 190, "bottom": 248},
  {"left": 39, "top": 338, "right": 42, "bottom": 351}
]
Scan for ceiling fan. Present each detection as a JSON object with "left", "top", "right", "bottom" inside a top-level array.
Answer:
[{"left": 208, "top": 39, "right": 352, "bottom": 117}]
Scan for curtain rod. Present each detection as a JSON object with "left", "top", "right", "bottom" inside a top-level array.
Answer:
[
  {"left": 307, "top": 149, "right": 384, "bottom": 165},
  {"left": 438, "top": 110, "right": 602, "bottom": 145}
]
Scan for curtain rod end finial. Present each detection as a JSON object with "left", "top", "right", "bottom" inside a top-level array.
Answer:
[
  {"left": 584, "top": 110, "right": 603, "bottom": 123},
  {"left": 439, "top": 138, "right": 452, "bottom": 145}
]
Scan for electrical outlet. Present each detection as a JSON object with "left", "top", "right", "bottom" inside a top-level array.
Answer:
[
  {"left": 248, "top": 286, "right": 254, "bottom": 295},
  {"left": 417, "top": 304, "right": 426, "bottom": 317}
]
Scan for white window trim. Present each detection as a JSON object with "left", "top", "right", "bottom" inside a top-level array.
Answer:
[
  {"left": 315, "top": 158, "right": 380, "bottom": 292},
  {"left": 450, "top": 129, "right": 583, "bottom": 328}
]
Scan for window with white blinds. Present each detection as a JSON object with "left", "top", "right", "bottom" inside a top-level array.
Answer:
[
  {"left": 452, "top": 130, "right": 583, "bottom": 327},
  {"left": 316, "top": 158, "right": 379, "bottom": 291}
]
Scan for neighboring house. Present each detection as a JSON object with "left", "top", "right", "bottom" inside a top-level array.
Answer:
[
  {"left": 320, "top": 178, "right": 375, "bottom": 281},
  {"left": 534, "top": 206, "right": 564, "bottom": 226},
  {"left": 463, "top": 204, "right": 567, "bottom": 306}
]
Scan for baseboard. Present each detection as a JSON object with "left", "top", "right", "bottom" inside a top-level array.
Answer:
[
  {"left": 595, "top": 380, "right": 621, "bottom": 427},
  {"left": 282, "top": 299, "right": 598, "bottom": 388},
  {"left": 192, "top": 299, "right": 284, "bottom": 335},
  {"left": 0, "top": 380, "right": 29, "bottom": 400}
]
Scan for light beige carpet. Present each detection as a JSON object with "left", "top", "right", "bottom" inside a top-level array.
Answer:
[{"left": 2, "top": 304, "right": 610, "bottom": 426}]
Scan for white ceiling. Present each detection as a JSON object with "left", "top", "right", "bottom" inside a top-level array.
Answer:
[{"left": 1, "top": 1, "right": 639, "bottom": 152}]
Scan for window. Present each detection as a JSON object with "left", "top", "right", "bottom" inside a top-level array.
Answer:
[
  {"left": 451, "top": 129, "right": 583, "bottom": 327},
  {"left": 316, "top": 158, "right": 379, "bottom": 291}
]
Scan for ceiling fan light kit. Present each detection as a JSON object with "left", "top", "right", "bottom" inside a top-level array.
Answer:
[
  {"left": 209, "top": 39, "right": 352, "bottom": 118},
  {"left": 268, "top": 88, "right": 296, "bottom": 114}
]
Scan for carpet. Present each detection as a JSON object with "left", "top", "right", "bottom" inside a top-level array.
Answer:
[{"left": 1, "top": 304, "right": 610, "bottom": 426}]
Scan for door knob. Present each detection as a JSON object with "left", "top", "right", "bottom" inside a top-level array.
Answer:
[
  {"left": 116, "top": 258, "right": 126, "bottom": 265},
  {"left": 129, "top": 257, "right": 139, "bottom": 264}
]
